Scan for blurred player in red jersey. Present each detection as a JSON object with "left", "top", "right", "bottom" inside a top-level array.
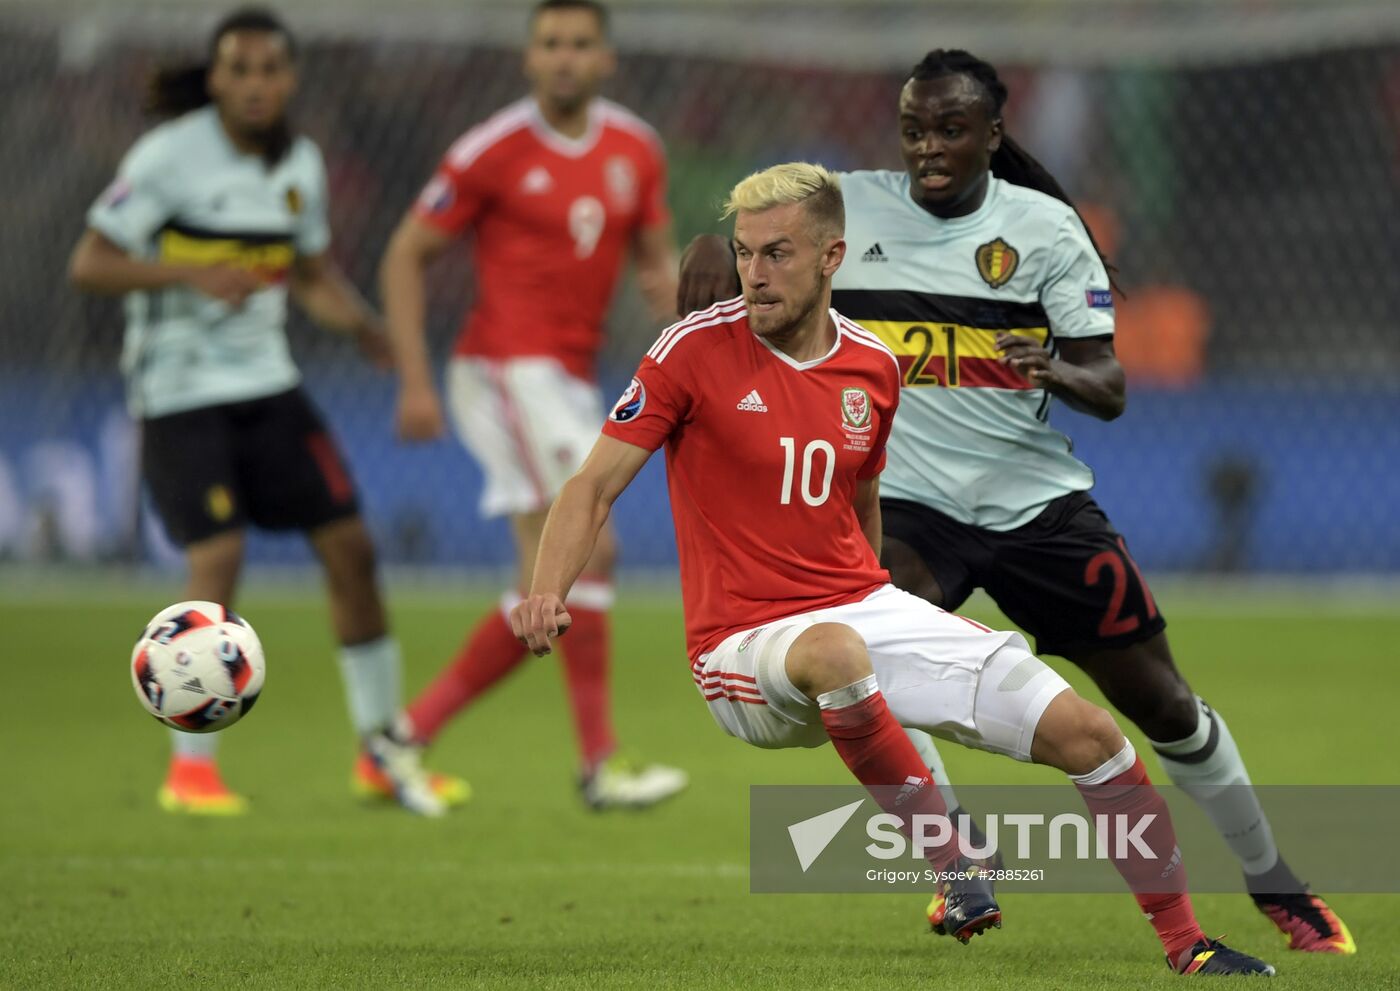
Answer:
[
  {"left": 511, "top": 163, "right": 1275, "bottom": 975},
  {"left": 378, "top": 0, "right": 686, "bottom": 808}
]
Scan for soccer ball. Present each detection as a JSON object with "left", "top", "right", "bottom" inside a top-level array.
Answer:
[{"left": 130, "top": 601, "right": 266, "bottom": 733}]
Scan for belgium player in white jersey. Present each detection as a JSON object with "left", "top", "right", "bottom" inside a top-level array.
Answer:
[
  {"left": 680, "top": 49, "right": 1352, "bottom": 957},
  {"left": 68, "top": 8, "right": 464, "bottom": 817}
]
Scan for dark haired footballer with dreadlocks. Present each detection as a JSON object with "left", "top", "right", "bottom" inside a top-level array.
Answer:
[
  {"left": 69, "top": 7, "right": 465, "bottom": 817},
  {"left": 679, "top": 48, "right": 1351, "bottom": 972}
]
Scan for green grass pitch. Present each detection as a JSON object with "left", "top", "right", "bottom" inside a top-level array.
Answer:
[{"left": 2, "top": 587, "right": 1397, "bottom": 989}]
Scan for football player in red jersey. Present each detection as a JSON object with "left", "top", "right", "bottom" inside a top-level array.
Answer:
[
  {"left": 677, "top": 49, "right": 1352, "bottom": 959},
  {"left": 511, "top": 163, "right": 1274, "bottom": 975},
  {"left": 379, "top": 0, "right": 685, "bottom": 809}
]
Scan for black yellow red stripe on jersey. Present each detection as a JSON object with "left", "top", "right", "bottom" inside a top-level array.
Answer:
[
  {"left": 832, "top": 288, "right": 1051, "bottom": 390},
  {"left": 156, "top": 221, "right": 295, "bottom": 283}
]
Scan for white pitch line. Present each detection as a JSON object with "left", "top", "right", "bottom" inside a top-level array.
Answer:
[
  {"left": 4, "top": 855, "right": 748, "bottom": 881},
  {"left": 6, "top": 573, "right": 1400, "bottom": 616}
]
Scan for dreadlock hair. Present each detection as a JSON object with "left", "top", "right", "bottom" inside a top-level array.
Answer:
[
  {"left": 146, "top": 7, "right": 297, "bottom": 165},
  {"left": 909, "top": 49, "right": 1120, "bottom": 290}
]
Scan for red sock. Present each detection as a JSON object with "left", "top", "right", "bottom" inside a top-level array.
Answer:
[
  {"left": 1074, "top": 750, "right": 1205, "bottom": 960},
  {"left": 820, "top": 683, "right": 959, "bottom": 873},
  {"left": 405, "top": 609, "right": 526, "bottom": 743},
  {"left": 557, "top": 603, "right": 616, "bottom": 771}
]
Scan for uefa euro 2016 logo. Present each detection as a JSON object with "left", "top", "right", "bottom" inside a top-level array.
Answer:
[{"left": 611, "top": 378, "right": 646, "bottom": 422}]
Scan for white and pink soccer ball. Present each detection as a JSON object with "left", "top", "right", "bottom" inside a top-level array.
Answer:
[{"left": 130, "top": 601, "right": 266, "bottom": 733}]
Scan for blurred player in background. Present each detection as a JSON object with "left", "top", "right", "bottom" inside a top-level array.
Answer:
[
  {"left": 379, "top": 0, "right": 686, "bottom": 808},
  {"left": 515, "top": 163, "right": 1274, "bottom": 975},
  {"left": 678, "top": 49, "right": 1353, "bottom": 955},
  {"left": 69, "top": 7, "right": 465, "bottom": 817}
]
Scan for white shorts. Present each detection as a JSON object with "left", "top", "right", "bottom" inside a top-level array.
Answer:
[
  {"left": 691, "top": 584, "right": 1071, "bottom": 761},
  {"left": 446, "top": 357, "right": 604, "bottom": 518}
]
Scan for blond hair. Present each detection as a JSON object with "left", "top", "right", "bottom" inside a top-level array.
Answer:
[{"left": 721, "top": 162, "right": 844, "bottom": 243}]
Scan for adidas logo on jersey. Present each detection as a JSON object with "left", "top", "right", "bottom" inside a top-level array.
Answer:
[
  {"left": 861, "top": 243, "right": 889, "bottom": 262},
  {"left": 736, "top": 389, "right": 768, "bottom": 413},
  {"left": 520, "top": 166, "right": 554, "bottom": 194}
]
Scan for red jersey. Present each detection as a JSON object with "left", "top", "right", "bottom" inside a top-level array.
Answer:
[
  {"left": 414, "top": 97, "right": 669, "bottom": 381},
  {"left": 602, "top": 298, "right": 902, "bottom": 659}
]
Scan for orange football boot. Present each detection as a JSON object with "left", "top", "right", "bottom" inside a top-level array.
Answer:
[{"left": 158, "top": 756, "right": 248, "bottom": 816}]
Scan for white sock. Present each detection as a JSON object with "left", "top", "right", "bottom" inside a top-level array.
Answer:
[
  {"left": 171, "top": 729, "right": 218, "bottom": 759},
  {"left": 337, "top": 635, "right": 402, "bottom": 736},
  {"left": 1150, "top": 696, "right": 1280, "bottom": 876},
  {"left": 903, "top": 728, "right": 962, "bottom": 815}
]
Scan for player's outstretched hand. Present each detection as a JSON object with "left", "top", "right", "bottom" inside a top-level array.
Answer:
[
  {"left": 996, "top": 332, "right": 1055, "bottom": 385},
  {"left": 509, "top": 593, "right": 572, "bottom": 656},
  {"left": 677, "top": 234, "right": 740, "bottom": 316},
  {"left": 186, "top": 264, "right": 264, "bottom": 308},
  {"left": 396, "top": 386, "right": 446, "bottom": 442}
]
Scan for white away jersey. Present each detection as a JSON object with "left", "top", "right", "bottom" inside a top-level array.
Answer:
[
  {"left": 87, "top": 107, "right": 331, "bottom": 417},
  {"left": 833, "top": 171, "right": 1115, "bottom": 530}
]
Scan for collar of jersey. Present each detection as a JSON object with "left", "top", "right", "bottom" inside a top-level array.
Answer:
[
  {"left": 200, "top": 105, "right": 273, "bottom": 167},
  {"left": 201, "top": 106, "right": 239, "bottom": 161},
  {"left": 900, "top": 172, "right": 1002, "bottom": 231},
  {"left": 527, "top": 97, "right": 602, "bottom": 158},
  {"left": 755, "top": 309, "right": 843, "bottom": 371}
]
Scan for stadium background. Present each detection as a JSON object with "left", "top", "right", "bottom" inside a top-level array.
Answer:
[
  {"left": 3, "top": 0, "right": 1400, "bottom": 577},
  {"left": 5, "top": 3, "right": 1400, "bottom": 989}
]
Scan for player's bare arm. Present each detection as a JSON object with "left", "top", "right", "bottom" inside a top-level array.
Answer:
[
  {"left": 854, "top": 476, "right": 883, "bottom": 558},
  {"left": 995, "top": 333, "right": 1126, "bottom": 421},
  {"left": 379, "top": 214, "right": 456, "bottom": 441},
  {"left": 632, "top": 223, "right": 681, "bottom": 320},
  {"left": 68, "top": 229, "right": 262, "bottom": 307},
  {"left": 512, "top": 434, "right": 651, "bottom": 656},
  {"left": 677, "top": 233, "right": 740, "bottom": 315},
  {"left": 290, "top": 253, "right": 391, "bottom": 368}
]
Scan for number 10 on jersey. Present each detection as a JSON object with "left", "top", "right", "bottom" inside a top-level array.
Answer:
[{"left": 779, "top": 437, "right": 835, "bottom": 506}]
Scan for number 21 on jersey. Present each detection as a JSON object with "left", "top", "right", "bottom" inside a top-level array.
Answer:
[{"left": 778, "top": 437, "right": 835, "bottom": 506}]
